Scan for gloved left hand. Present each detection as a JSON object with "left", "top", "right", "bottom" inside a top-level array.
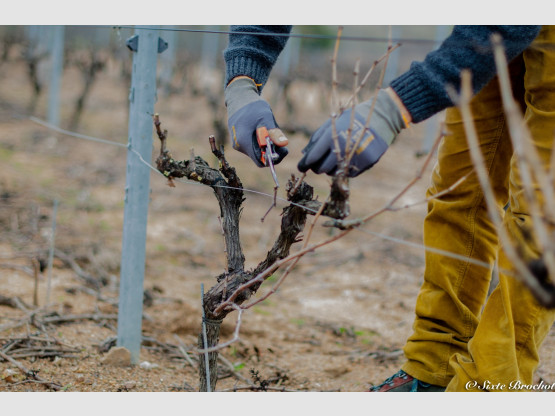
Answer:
[
  {"left": 225, "top": 76, "right": 289, "bottom": 167},
  {"left": 298, "top": 89, "right": 408, "bottom": 177}
]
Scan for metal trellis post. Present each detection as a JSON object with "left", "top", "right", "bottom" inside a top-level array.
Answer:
[
  {"left": 200, "top": 25, "right": 220, "bottom": 70},
  {"left": 48, "top": 25, "right": 64, "bottom": 127},
  {"left": 159, "top": 27, "right": 177, "bottom": 95},
  {"left": 117, "top": 26, "right": 164, "bottom": 364},
  {"left": 383, "top": 26, "right": 402, "bottom": 86}
]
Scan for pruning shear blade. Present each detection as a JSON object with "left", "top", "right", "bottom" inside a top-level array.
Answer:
[
  {"left": 265, "top": 136, "right": 279, "bottom": 189},
  {"left": 256, "top": 126, "right": 279, "bottom": 190}
]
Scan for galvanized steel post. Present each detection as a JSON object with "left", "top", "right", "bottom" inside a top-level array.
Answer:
[
  {"left": 117, "top": 26, "right": 160, "bottom": 364},
  {"left": 383, "top": 26, "right": 402, "bottom": 86},
  {"left": 47, "top": 25, "right": 64, "bottom": 127}
]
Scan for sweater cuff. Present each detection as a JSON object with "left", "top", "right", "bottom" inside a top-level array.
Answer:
[
  {"left": 390, "top": 69, "right": 452, "bottom": 124},
  {"left": 225, "top": 56, "right": 272, "bottom": 92}
]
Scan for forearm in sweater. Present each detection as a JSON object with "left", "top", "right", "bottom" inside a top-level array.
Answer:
[
  {"left": 390, "top": 25, "right": 541, "bottom": 123},
  {"left": 224, "top": 25, "right": 292, "bottom": 91}
]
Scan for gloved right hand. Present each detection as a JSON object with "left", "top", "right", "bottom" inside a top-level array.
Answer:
[
  {"left": 298, "top": 88, "right": 408, "bottom": 177},
  {"left": 225, "top": 76, "right": 289, "bottom": 167}
]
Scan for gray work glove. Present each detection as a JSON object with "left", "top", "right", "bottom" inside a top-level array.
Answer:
[
  {"left": 225, "top": 77, "right": 289, "bottom": 167},
  {"left": 298, "top": 89, "right": 407, "bottom": 177}
]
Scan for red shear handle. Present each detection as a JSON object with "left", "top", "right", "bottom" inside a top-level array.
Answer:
[{"left": 256, "top": 126, "right": 270, "bottom": 165}]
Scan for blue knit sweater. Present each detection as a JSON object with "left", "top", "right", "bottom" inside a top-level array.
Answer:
[{"left": 223, "top": 25, "right": 541, "bottom": 123}]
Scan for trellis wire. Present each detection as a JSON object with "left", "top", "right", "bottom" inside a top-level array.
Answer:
[
  {"left": 27, "top": 116, "right": 319, "bottom": 213},
  {"left": 26, "top": 115, "right": 499, "bottom": 276},
  {"left": 105, "top": 25, "right": 446, "bottom": 46},
  {"left": 98, "top": 25, "right": 555, "bottom": 51}
]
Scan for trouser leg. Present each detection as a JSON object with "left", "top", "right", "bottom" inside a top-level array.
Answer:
[
  {"left": 401, "top": 53, "right": 530, "bottom": 387},
  {"left": 447, "top": 26, "right": 555, "bottom": 391}
]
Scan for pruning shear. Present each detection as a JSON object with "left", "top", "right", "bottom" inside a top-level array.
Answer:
[{"left": 256, "top": 126, "right": 280, "bottom": 189}]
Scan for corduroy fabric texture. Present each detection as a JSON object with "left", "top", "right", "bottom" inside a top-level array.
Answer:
[{"left": 401, "top": 26, "right": 555, "bottom": 391}]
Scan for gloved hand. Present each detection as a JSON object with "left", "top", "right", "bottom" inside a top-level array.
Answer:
[
  {"left": 225, "top": 76, "right": 289, "bottom": 167},
  {"left": 298, "top": 89, "right": 408, "bottom": 177}
]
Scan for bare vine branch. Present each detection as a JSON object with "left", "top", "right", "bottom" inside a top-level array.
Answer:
[
  {"left": 344, "top": 32, "right": 396, "bottom": 170},
  {"left": 153, "top": 115, "right": 326, "bottom": 390},
  {"left": 0, "top": 349, "right": 62, "bottom": 391}
]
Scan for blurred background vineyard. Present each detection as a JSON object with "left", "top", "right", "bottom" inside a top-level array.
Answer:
[{"left": 4, "top": 25, "right": 552, "bottom": 394}]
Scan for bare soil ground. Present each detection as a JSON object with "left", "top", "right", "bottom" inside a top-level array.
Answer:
[{"left": 1, "top": 51, "right": 555, "bottom": 396}]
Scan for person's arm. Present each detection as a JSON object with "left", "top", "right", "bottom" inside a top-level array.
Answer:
[
  {"left": 390, "top": 25, "right": 541, "bottom": 123},
  {"left": 223, "top": 25, "right": 292, "bottom": 167},
  {"left": 224, "top": 25, "right": 292, "bottom": 89},
  {"left": 298, "top": 25, "right": 542, "bottom": 177}
]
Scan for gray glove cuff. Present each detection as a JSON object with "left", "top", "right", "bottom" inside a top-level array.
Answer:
[
  {"left": 224, "top": 77, "right": 262, "bottom": 119},
  {"left": 355, "top": 89, "right": 406, "bottom": 146}
]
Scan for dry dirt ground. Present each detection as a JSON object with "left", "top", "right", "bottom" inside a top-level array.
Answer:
[{"left": 1, "top": 46, "right": 555, "bottom": 401}]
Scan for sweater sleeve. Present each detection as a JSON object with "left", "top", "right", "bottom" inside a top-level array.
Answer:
[
  {"left": 390, "top": 25, "right": 541, "bottom": 123},
  {"left": 223, "top": 25, "right": 293, "bottom": 91}
]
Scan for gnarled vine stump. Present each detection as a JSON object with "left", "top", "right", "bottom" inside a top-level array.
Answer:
[{"left": 154, "top": 116, "right": 332, "bottom": 391}]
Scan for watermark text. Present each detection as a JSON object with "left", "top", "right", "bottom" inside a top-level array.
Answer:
[{"left": 465, "top": 379, "right": 555, "bottom": 391}]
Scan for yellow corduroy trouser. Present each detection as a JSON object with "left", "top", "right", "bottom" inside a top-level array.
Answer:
[{"left": 401, "top": 26, "right": 555, "bottom": 392}]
